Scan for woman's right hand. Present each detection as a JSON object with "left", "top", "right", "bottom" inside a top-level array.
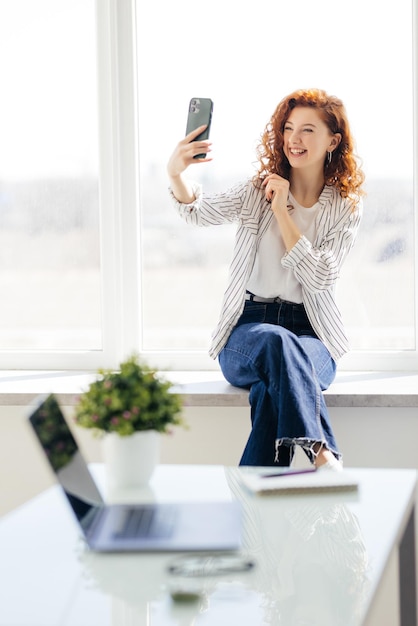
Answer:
[{"left": 167, "top": 125, "right": 212, "bottom": 179}]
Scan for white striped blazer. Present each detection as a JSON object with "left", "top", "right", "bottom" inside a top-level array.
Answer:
[{"left": 171, "top": 179, "right": 363, "bottom": 361}]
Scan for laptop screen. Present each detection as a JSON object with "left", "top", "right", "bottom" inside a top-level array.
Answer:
[{"left": 28, "top": 394, "right": 104, "bottom": 525}]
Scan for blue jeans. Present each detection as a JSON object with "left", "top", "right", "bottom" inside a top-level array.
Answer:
[{"left": 218, "top": 299, "right": 339, "bottom": 466}]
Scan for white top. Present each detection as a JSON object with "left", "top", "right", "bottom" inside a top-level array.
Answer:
[
  {"left": 171, "top": 179, "right": 363, "bottom": 361},
  {"left": 246, "top": 193, "right": 320, "bottom": 303}
]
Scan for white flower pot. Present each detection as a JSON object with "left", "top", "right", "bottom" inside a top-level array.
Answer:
[{"left": 102, "top": 430, "right": 160, "bottom": 490}]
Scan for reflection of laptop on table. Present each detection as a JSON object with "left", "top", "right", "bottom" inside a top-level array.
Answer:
[{"left": 27, "top": 394, "right": 242, "bottom": 553}]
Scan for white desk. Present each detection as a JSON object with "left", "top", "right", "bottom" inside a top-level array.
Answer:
[{"left": 0, "top": 465, "right": 416, "bottom": 626}]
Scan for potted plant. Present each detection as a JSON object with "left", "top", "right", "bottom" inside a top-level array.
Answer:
[{"left": 74, "top": 354, "right": 184, "bottom": 488}]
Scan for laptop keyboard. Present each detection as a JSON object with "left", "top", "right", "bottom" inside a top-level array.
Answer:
[{"left": 113, "top": 505, "right": 176, "bottom": 540}]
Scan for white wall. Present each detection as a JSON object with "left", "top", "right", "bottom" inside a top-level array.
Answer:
[{"left": 2, "top": 404, "right": 418, "bottom": 516}]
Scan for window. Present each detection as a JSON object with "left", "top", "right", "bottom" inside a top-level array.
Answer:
[
  {"left": 0, "top": 0, "right": 416, "bottom": 372},
  {"left": 0, "top": 1, "right": 104, "bottom": 367},
  {"left": 0, "top": 0, "right": 139, "bottom": 369},
  {"left": 136, "top": 0, "right": 417, "bottom": 370}
]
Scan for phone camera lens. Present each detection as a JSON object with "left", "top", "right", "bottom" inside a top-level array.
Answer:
[{"left": 190, "top": 98, "right": 200, "bottom": 114}]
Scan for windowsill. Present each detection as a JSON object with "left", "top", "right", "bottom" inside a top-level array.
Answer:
[{"left": 0, "top": 370, "right": 417, "bottom": 408}]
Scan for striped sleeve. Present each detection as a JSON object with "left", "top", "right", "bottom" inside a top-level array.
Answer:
[
  {"left": 169, "top": 179, "right": 249, "bottom": 227},
  {"left": 286, "top": 190, "right": 363, "bottom": 360},
  {"left": 282, "top": 193, "right": 363, "bottom": 293}
]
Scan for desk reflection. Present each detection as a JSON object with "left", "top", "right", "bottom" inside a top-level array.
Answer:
[
  {"left": 79, "top": 468, "right": 370, "bottom": 626},
  {"left": 227, "top": 468, "right": 370, "bottom": 626}
]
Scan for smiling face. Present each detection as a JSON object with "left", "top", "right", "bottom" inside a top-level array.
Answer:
[{"left": 283, "top": 106, "right": 341, "bottom": 173}]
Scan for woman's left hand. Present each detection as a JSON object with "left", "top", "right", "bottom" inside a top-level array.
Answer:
[
  {"left": 263, "top": 174, "right": 300, "bottom": 251},
  {"left": 262, "top": 174, "right": 290, "bottom": 213}
]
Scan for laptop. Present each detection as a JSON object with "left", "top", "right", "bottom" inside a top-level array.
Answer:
[{"left": 27, "top": 394, "right": 242, "bottom": 553}]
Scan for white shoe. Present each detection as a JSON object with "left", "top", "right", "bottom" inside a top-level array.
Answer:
[{"left": 318, "top": 459, "right": 343, "bottom": 472}]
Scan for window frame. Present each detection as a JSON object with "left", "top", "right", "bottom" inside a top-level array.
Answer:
[
  {"left": 0, "top": 0, "right": 416, "bottom": 372},
  {"left": 0, "top": 0, "right": 141, "bottom": 370}
]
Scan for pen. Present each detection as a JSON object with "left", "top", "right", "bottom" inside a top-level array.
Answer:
[{"left": 261, "top": 468, "right": 317, "bottom": 479}]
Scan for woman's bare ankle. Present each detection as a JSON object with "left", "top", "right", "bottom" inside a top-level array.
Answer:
[{"left": 314, "top": 447, "right": 341, "bottom": 469}]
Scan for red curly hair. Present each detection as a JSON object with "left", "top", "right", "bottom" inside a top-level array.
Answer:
[{"left": 254, "top": 88, "right": 365, "bottom": 200}]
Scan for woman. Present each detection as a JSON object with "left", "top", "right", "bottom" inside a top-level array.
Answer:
[{"left": 167, "top": 88, "right": 364, "bottom": 470}]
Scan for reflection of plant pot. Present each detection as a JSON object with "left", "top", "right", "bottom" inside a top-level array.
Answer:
[{"left": 102, "top": 430, "right": 160, "bottom": 490}]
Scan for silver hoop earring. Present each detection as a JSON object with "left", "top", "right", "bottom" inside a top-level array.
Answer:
[{"left": 327, "top": 151, "right": 332, "bottom": 165}]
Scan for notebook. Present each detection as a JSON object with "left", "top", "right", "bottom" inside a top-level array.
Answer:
[
  {"left": 27, "top": 394, "right": 242, "bottom": 553},
  {"left": 239, "top": 467, "right": 358, "bottom": 495}
]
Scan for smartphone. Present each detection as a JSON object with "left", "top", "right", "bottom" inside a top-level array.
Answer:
[{"left": 185, "top": 97, "right": 213, "bottom": 159}]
